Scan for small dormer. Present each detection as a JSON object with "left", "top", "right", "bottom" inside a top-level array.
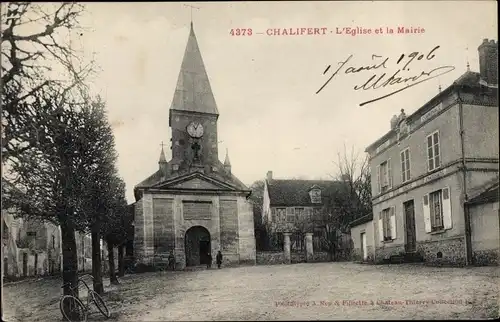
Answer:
[{"left": 309, "top": 184, "right": 322, "bottom": 204}]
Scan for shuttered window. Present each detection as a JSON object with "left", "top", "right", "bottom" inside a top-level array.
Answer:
[
  {"left": 424, "top": 187, "right": 452, "bottom": 233},
  {"left": 379, "top": 207, "right": 395, "bottom": 241},
  {"left": 427, "top": 131, "right": 441, "bottom": 172},
  {"left": 401, "top": 148, "right": 411, "bottom": 183}
]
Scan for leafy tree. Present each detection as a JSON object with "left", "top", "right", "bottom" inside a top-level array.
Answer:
[
  {"left": 2, "top": 89, "right": 94, "bottom": 306},
  {"left": 248, "top": 180, "right": 268, "bottom": 250},
  {"left": 77, "top": 96, "right": 119, "bottom": 294},
  {"left": 101, "top": 176, "right": 129, "bottom": 285}
]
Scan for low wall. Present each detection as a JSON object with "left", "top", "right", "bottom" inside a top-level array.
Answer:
[{"left": 256, "top": 251, "right": 331, "bottom": 265}]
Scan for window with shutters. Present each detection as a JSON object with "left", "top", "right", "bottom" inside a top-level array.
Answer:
[
  {"left": 295, "top": 208, "right": 305, "bottom": 221},
  {"left": 271, "top": 208, "right": 276, "bottom": 222},
  {"left": 429, "top": 190, "right": 444, "bottom": 231},
  {"left": 286, "top": 207, "right": 295, "bottom": 222},
  {"left": 276, "top": 208, "right": 286, "bottom": 222},
  {"left": 427, "top": 131, "right": 441, "bottom": 172},
  {"left": 381, "top": 208, "right": 392, "bottom": 241},
  {"left": 400, "top": 148, "right": 411, "bottom": 183},
  {"left": 378, "top": 159, "right": 392, "bottom": 193}
]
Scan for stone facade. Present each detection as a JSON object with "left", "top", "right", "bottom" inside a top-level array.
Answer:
[
  {"left": 359, "top": 39, "right": 498, "bottom": 267},
  {"left": 132, "top": 22, "right": 256, "bottom": 270},
  {"left": 256, "top": 251, "right": 330, "bottom": 265},
  {"left": 2, "top": 207, "right": 96, "bottom": 279}
]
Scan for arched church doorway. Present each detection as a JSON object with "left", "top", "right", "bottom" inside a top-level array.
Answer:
[{"left": 185, "top": 226, "right": 211, "bottom": 267}]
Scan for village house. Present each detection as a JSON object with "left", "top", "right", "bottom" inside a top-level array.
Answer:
[
  {"left": 261, "top": 171, "right": 351, "bottom": 262},
  {"left": 2, "top": 180, "right": 99, "bottom": 279},
  {"left": 350, "top": 38, "right": 499, "bottom": 266}
]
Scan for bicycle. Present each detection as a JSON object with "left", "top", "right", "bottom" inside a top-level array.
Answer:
[{"left": 59, "top": 273, "right": 111, "bottom": 322}]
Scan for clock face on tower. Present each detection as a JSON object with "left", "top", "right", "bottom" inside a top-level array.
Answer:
[{"left": 186, "top": 121, "right": 204, "bottom": 138}]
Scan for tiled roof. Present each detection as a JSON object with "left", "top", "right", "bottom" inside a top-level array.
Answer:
[
  {"left": 467, "top": 183, "right": 499, "bottom": 205},
  {"left": 267, "top": 179, "right": 343, "bottom": 206},
  {"left": 349, "top": 213, "right": 373, "bottom": 227}
]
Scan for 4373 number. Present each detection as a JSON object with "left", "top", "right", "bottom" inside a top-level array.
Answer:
[{"left": 230, "top": 28, "right": 253, "bottom": 36}]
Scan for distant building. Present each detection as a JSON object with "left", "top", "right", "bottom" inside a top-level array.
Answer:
[
  {"left": 350, "top": 38, "right": 499, "bottom": 266},
  {"left": 2, "top": 180, "right": 97, "bottom": 279},
  {"left": 262, "top": 171, "right": 350, "bottom": 254}
]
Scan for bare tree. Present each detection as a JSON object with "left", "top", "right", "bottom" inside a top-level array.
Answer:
[
  {"left": 318, "top": 144, "right": 372, "bottom": 260},
  {"left": 1, "top": 2, "right": 96, "bottom": 163}
]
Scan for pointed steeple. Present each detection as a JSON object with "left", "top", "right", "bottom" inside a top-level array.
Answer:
[
  {"left": 159, "top": 142, "right": 167, "bottom": 163},
  {"left": 170, "top": 23, "right": 219, "bottom": 116},
  {"left": 224, "top": 148, "right": 231, "bottom": 166}
]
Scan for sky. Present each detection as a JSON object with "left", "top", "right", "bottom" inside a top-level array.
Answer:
[{"left": 71, "top": 1, "right": 497, "bottom": 203}]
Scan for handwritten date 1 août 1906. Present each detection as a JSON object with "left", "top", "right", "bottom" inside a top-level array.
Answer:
[{"left": 316, "top": 45, "right": 456, "bottom": 107}]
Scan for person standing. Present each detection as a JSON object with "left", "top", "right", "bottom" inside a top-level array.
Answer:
[
  {"left": 207, "top": 252, "right": 212, "bottom": 269},
  {"left": 168, "top": 251, "right": 175, "bottom": 271},
  {"left": 216, "top": 251, "right": 223, "bottom": 269}
]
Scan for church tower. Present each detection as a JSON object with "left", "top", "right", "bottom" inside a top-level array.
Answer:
[
  {"left": 133, "top": 22, "right": 256, "bottom": 270},
  {"left": 169, "top": 22, "right": 219, "bottom": 172}
]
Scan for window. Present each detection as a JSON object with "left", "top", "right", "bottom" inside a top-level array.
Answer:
[
  {"left": 26, "top": 231, "right": 36, "bottom": 237},
  {"left": 377, "top": 159, "right": 392, "bottom": 193},
  {"left": 52, "top": 235, "right": 55, "bottom": 249},
  {"left": 295, "top": 208, "right": 305, "bottom": 221},
  {"left": 286, "top": 208, "right": 295, "bottom": 222},
  {"left": 429, "top": 190, "right": 444, "bottom": 231},
  {"left": 310, "top": 189, "right": 322, "bottom": 203},
  {"left": 400, "top": 148, "right": 411, "bottom": 183},
  {"left": 427, "top": 131, "right": 441, "bottom": 171},
  {"left": 379, "top": 207, "right": 396, "bottom": 242},
  {"left": 276, "top": 208, "right": 286, "bottom": 222},
  {"left": 423, "top": 187, "right": 452, "bottom": 233}
]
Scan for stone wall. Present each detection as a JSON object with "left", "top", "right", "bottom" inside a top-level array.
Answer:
[
  {"left": 256, "top": 251, "right": 331, "bottom": 265},
  {"left": 375, "top": 243, "right": 406, "bottom": 264},
  {"left": 416, "top": 236, "right": 466, "bottom": 266},
  {"left": 256, "top": 251, "right": 285, "bottom": 265}
]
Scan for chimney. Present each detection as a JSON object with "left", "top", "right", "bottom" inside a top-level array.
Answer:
[
  {"left": 478, "top": 38, "right": 498, "bottom": 85},
  {"left": 266, "top": 171, "right": 273, "bottom": 182}
]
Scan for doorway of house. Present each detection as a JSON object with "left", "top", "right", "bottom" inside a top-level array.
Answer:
[
  {"left": 34, "top": 253, "right": 38, "bottom": 276},
  {"left": 404, "top": 200, "right": 417, "bottom": 253},
  {"left": 22, "top": 252, "right": 28, "bottom": 277},
  {"left": 185, "top": 226, "right": 211, "bottom": 267},
  {"left": 360, "top": 232, "right": 368, "bottom": 260}
]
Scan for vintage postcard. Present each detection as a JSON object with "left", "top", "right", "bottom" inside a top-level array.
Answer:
[{"left": 1, "top": 1, "right": 498, "bottom": 321}]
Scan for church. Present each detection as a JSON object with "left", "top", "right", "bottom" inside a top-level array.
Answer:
[{"left": 132, "top": 22, "right": 256, "bottom": 270}]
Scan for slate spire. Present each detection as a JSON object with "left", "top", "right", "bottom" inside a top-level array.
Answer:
[
  {"left": 159, "top": 142, "right": 167, "bottom": 163},
  {"left": 169, "top": 22, "right": 219, "bottom": 115},
  {"left": 224, "top": 148, "right": 231, "bottom": 166}
]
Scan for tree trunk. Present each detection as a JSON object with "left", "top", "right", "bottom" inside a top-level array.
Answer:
[
  {"left": 60, "top": 217, "right": 79, "bottom": 319},
  {"left": 107, "top": 240, "right": 119, "bottom": 285},
  {"left": 91, "top": 224, "right": 104, "bottom": 295},
  {"left": 118, "top": 244, "right": 125, "bottom": 277}
]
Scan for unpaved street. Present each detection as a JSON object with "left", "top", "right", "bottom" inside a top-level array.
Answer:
[{"left": 3, "top": 263, "right": 499, "bottom": 321}]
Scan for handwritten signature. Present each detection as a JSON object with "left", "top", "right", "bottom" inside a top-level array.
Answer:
[{"left": 316, "top": 46, "right": 456, "bottom": 106}]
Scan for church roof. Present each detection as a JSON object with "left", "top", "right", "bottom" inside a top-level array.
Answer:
[
  {"left": 266, "top": 179, "right": 344, "bottom": 207},
  {"left": 170, "top": 23, "right": 219, "bottom": 116}
]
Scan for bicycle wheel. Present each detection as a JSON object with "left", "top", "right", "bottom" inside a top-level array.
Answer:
[
  {"left": 90, "top": 290, "right": 111, "bottom": 318},
  {"left": 60, "top": 295, "right": 87, "bottom": 322}
]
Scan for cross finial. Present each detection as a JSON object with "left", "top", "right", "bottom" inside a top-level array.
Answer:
[
  {"left": 466, "top": 46, "right": 470, "bottom": 71},
  {"left": 160, "top": 141, "right": 165, "bottom": 149},
  {"left": 183, "top": 4, "right": 200, "bottom": 25}
]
